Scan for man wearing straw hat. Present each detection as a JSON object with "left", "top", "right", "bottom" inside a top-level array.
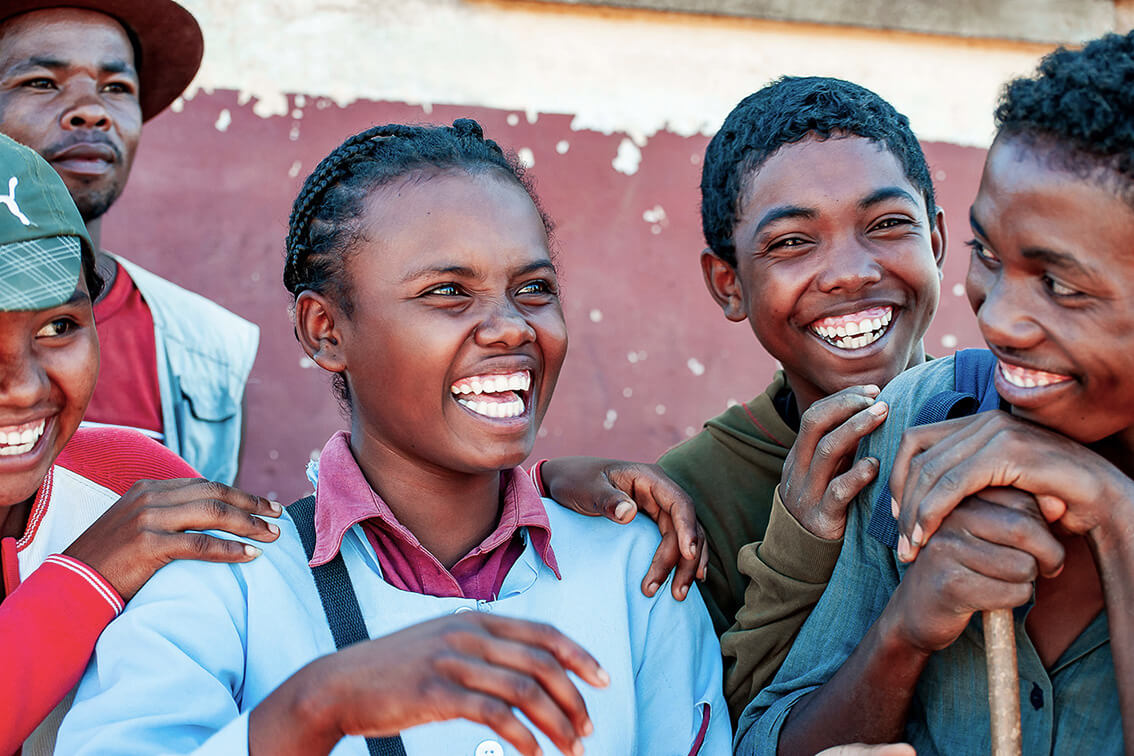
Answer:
[{"left": 0, "top": 0, "right": 258, "bottom": 484}]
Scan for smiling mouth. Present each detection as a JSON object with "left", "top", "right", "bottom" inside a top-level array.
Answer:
[
  {"left": 0, "top": 419, "right": 46, "bottom": 457},
  {"left": 809, "top": 306, "right": 893, "bottom": 351},
  {"left": 450, "top": 371, "right": 531, "bottom": 419},
  {"left": 997, "top": 360, "right": 1072, "bottom": 389}
]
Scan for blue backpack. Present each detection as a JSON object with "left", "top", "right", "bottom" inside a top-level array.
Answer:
[{"left": 867, "top": 349, "right": 1002, "bottom": 549}]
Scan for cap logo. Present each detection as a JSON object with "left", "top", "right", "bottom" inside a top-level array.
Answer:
[{"left": 1, "top": 177, "right": 34, "bottom": 227}]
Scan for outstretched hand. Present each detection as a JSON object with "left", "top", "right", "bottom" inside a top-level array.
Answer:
[
  {"left": 64, "top": 478, "right": 282, "bottom": 601},
  {"left": 250, "top": 613, "right": 609, "bottom": 756},
  {"left": 537, "top": 457, "right": 706, "bottom": 600},
  {"left": 780, "top": 385, "right": 888, "bottom": 540}
]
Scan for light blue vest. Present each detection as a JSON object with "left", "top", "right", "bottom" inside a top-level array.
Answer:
[{"left": 115, "top": 256, "right": 258, "bottom": 484}]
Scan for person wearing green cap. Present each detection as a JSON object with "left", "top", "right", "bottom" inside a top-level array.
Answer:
[
  {"left": 0, "top": 134, "right": 280, "bottom": 756},
  {"left": 0, "top": 0, "right": 258, "bottom": 486}
]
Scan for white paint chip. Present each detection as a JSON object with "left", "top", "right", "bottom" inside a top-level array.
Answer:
[
  {"left": 291, "top": 108, "right": 304, "bottom": 119},
  {"left": 603, "top": 409, "right": 618, "bottom": 430},
  {"left": 685, "top": 426, "right": 696, "bottom": 437},
  {"left": 627, "top": 351, "right": 640, "bottom": 364},
  {"left": 687, "top": 357, "right": 705, "bottom": 376},
  {"left": 690, "top": 153, "right": 701, "bottom": 165},
  {"left": 250, "top": 271, "right": 261, "bottom": 282},
  {"left": 655, "top": 404, "right": 667, "bottom": 415},
  {"left": 651, "top": 224, "right": 662, "bottom": 235},
  {"left": 941, "top": 334, "right": 958, "bottom": 348},
  {"left": 214, "top": 109, "right": 232, "bottom": 132},
  {"left": 935, "top": 169, "right": 947, "bottom": 181},
  {"left": 294, "top": 94, "right": 307, "bottom": 107},
  {"left": 526, "top": 109, "right": 538, "bottom": 124},
  {"left": 288, "top": 160, "right": 302, "bottom": 178},
  {"left": 642, "top": 205, "right": 666, "bottom": 224},
  {"left": 589, "top": 309, "right": 603, "bottom": 323},
  {"left": 289, "top": 124, "right": 301, "bottom": 141},
  {"left": 268, "top": 449, "right": 280, "bottom": 461},
  {"left": 170, "top": 97, "right": 184, "bottom": 113},
  {"left": 622, "top": 387, "right": 633, "bottom": 398},
  {"left": 556, "top": 140, "right": 570, "bottom": 155},
  {"left": 952, "top": 283, "right": 966, "bottom": 297},
  {"left": 537, "top": 427, "right": 549, "bottom": 439},
  {"left": 517, "top": 147, "right": 535, "bottom": 168},
  {"left": 299, "top": 356, "right": 316, "bottom": 369},
  {"left": 612, "top": 138, "right": 642, "bottom": 176},
  {"left": 506, "top": 113, "right": 520, "bottom": 126},
  {"left": 726, "top": 398, "right": 740, "bottom": 408}
]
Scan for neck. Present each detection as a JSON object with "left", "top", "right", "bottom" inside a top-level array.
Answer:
[
  {"left": 349, "top": 431, "right": 505, "bottom": 570},
  {"left": 85, "top": 216, "right": 102, "bottom": 253},
  {"left": 0, "top": 498, "right": 33, "bottom": 541}
]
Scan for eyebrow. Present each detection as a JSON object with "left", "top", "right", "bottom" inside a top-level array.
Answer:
[
  {"left": 969, "top": 208, "right": 1096, "bottom": 277},
  {"left": 8, "top": 56, "right": 136, "bottom": 77},
  {"left": 858, "top": 186, "right": 921, "bottom": 212},
  {"left": 750, "top": 205, "right": 817, "bottom": 240},
  {"left": 400, "top": 259, "right": 555, "bottom": 284}
]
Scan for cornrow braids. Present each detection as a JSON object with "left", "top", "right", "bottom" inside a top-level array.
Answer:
[
  {"left": 994, "top": 30, "right": 1134, "bottom": 206},
  {"left": 283, "top": 118, "right": 552, "bottom": 405},
  {"left": 701, "top": 77, "right": 936, "bottom": 267}
]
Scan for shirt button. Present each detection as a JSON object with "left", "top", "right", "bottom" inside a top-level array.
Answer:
[
  {"left": 1030, "top": 682, "right": 1045, "bottom": 710},
  {"left": 475, "top": 739, "right": 504, "bottom": 756}
]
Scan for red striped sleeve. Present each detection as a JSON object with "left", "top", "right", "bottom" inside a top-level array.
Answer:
[
  {"left": 0, "top": 557, "right": 121, "bottom": 753},
  {"left": 55, "top": 427, "right": 198, "bottom": 494}
]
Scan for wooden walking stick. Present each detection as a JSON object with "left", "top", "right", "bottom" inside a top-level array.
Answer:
[{"left": 983, "top": 608, "right": 1022, "bottom": 756}]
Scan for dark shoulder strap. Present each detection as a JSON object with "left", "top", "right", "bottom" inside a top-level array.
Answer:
[
  {"left": 866, "top": 350, "right": 1001, "bottom": 549},
  {"left": 289, "top": 496, "right": 408, "bottom": 756}
]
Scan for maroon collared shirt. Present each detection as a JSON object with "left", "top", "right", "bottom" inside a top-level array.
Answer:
[{"left": 309, "top": 432, "right": 559, "bottom": 600}]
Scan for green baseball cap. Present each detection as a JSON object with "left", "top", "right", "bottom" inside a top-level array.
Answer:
[{"left": 0, "top": 133, "right": 93, "bottom": 311}]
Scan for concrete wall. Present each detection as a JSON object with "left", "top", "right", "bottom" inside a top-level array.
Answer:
[{"left": 101, "top": 0, "right": 1064, "bottom": 500}]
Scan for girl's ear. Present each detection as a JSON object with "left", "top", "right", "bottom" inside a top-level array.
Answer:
[{"left": 294, "top": 290, "right": 347, "bottom": 373}]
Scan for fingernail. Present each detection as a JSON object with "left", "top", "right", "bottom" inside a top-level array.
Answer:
[
  {"left": 891, "top": 496, "right": 899, "bottom": 519},
  {"left": 572, "top": 743, "right": 584, "bottom": 756},
  {"left": 583, "top": 719, "right": 594, "bottom": 736},
  {"left": 596, "top": 667, "right": 611, "bottom": 686},
  {"left": 244, "top": 544, "right": 262, "bottom": 558},
  {"left": 864, "top": 384, "right": 881, "bottom": 396},
  {"left": 912, "top": 523, "right": 924, "bottom": 547},
  {"left": 613, "top": 500, "right": 634, "bottom": 521},
  {"left": 267, "top": 522, "right": 280, "bottom": 535},
  {"left": 646, "top": 582, "right": 659, "bottom": 596},
  {"left": 678, "top": 585, "right": 688, "bottom": 599},
  {"left": 897, "top": 535, "right": 911, "bottom": 562},
  {"left": 868, "top": 401, "right": 888, "bottom": 416},
  {"left": 269, "top": 500, "right": 283, "bottom": 515}
]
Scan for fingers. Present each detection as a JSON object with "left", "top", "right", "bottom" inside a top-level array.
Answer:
[
  {"left": 608, "top": 465, "right": 700, "bottom": 560},
  {"left": 817, "top": 457, "right": 880, "bottom": 530},
  {"left": 163, "top": 531, "right": 266, "bottom": 563},
  {"left": 139, "top": 478, "right": 283, "bottom": 518},
  {"left": 478, "top": 616, "right": 609, "bottom": 691},
  {"left": 426, "top": 686, "right": 545, "bottom": 756},
  {"left": 641, "top": 528, "right": 681, "bottom": 598},
  {"left": 818, "top": 744, "right": 916, "bottom": 756},
  {"left": 436, "top": 654, "right": 586, "bottom": 756},
  {"left": 158, "top": 496, "right": 281, "bottom": 543},
  {"left": 793, "top": 385, "right": 882, "bottom": 468}
]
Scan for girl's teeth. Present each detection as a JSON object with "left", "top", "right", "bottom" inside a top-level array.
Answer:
[
  {"left": 457, "top": 398, "right": 525, "bottom": 419},
  {"left": 0, "top": 442, "right": 34, "bottom": 456}
]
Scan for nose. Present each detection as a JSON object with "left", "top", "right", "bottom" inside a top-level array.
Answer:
[
  {"left": 61, "top": 85, "right": 112, "bottom": 131},
  {"left": 474, "top": 299, "right": 536, "bottom": 348},
  {"left": 0, "top": 345, "right": 49, "bottom": 410},
  {"left": 814, "top": 236, "right": 883, "bottom": 294},
  {"left": 969, "top": 271, "right": 1043, "bottom": 351}
]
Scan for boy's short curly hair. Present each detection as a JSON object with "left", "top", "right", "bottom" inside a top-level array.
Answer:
[
  {"left": 995, "top": 30, "right": 1134, "bottom": 203},
  {"left": 701, "top": 76, "right": 936, "bottom": 267}
]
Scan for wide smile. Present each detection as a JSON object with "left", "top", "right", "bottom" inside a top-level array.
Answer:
[
  {"left": 994, "top": 359, "right": 1075, "bottom": 409},
  {"left": 0, "top": 418, "right": 47, "bottom": 457},
  {"left": 450, "top": 370, "right": 531, "bottom": 420},
  {"left": 49, "top": 143, "right": 117, "bottom": 177},
  {"left": 808, "top": 306, "right": 894, "bottom": 352}
]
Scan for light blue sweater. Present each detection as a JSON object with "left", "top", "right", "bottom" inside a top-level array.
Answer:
[{"left": 58, "top": 501, "right": 730, "bottom": 755}]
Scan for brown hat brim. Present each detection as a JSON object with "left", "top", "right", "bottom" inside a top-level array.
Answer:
[{"left": 0, "top": 0, "right": 203, "bottom": 121}]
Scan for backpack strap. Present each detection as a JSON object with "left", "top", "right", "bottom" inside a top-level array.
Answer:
[
  {"left": 866, "top": 350, "right": 1000, "bottom": 549},
  {"left": 289, "top": 495, "right": 408, "bottom": 756}
]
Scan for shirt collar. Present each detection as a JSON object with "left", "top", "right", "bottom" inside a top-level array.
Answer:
[{"left": 308, "top": 431, "right": 558, "bottom": 577}]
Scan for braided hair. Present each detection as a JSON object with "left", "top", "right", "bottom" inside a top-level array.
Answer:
[
  {"left": 995, "top": 30, "right": 1134, "bottom": 206},
  {"left": 284, "top": 118, "right": 551, "bottom": 404},
  {"left": 701, "top": 77, "right": 936, "bottom": 267}
]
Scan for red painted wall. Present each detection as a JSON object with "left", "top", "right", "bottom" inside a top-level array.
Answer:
[{"left": 101, "top": 91, "right": 987, "bottom": 501}]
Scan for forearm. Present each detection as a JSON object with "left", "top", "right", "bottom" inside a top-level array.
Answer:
[
  {"left": 0, "top": 557, "right": 121, "bottom": 752},
  {"left": 776, "top": 603, "right": 929, "bottom": 755}
]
